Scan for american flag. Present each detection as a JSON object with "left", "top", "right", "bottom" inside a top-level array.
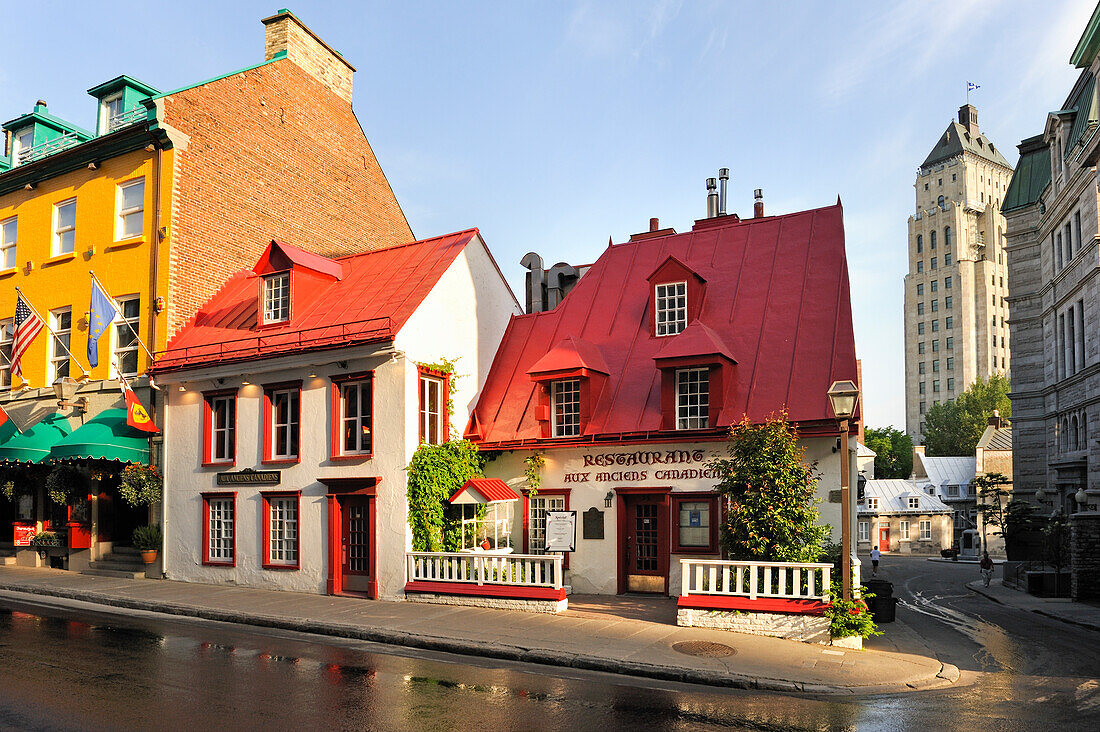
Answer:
[{"left": 11, "top": 296, "right": 43, "bottom": 379}]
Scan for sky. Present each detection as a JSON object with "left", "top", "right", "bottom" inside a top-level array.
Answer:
[{"left": 0, "top": 0, "right": 1093, "bottom": 428}]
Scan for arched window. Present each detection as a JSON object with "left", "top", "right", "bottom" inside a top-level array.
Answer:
[
  {"left": 917, "top": 234, "right": 923, "bottom": 253},
  {"left": 938, "top": 195, "right": 945, "bottom": 210},
  {"left": 931, "top": 230, "right": 937, "bottom": 249},
  {"left": 1071, "top": 415, "right": 1080, "bottom": 451},
  {"left": 944, "top": 226, "right": 952, "bottom": 248}
]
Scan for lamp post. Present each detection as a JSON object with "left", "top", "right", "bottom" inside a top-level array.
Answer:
[{"left": 827, "top": 380, "right": 860, "bottom": 601}]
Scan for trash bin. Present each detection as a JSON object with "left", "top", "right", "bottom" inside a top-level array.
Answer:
[{"left": 861, "top": 579, "right": 896, "bottom": 623}]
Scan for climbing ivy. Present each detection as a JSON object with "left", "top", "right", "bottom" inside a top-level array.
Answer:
[
  {"left": 406, "top": 440, "right": 485, "bottom": 551},
  {"left": 418, "top": 356, "right": 462, "bottom": 433},
  {"left": 523, "top": 453, "right": 545, "bottom": 496}
]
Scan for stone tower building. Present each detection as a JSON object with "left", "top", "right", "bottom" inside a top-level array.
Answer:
[{"left": 903, "top": 105, "right": 1014, "bottom": 443}]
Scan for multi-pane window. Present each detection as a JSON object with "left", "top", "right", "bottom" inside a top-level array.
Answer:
[
  {"left": 528, "top": 494, "right": 566, "bottom": 554},
  {"left": 900, "top": 520, "right": 910, "bottom": 540},
  {"left": 918, "top": 322, "right": 925, "bottom": 335},
  {"left": 655, "top": 281, "right": 687, "bottom": 336},
  {"left": 419, "top": 374, "right": 445, "bottom": 445},
  {"left": 947, "top": 377, "right": 955, "bottom": 391},
  {"left": 54, "top": 199, "right": 76, "bottom": 255},
  {"left": 866, "top": 497, "right": 879, "bottom": 510},
  {"left": 919, "top": 382, "right": 926, "bottom": 395},
  {"left": 858, "top": 521, "right": 869, "bottom": 542},
  {"left": 945, "top": 296, "right": 953, "bottom": 309},
  {"left": 946, "top": 357, "right": 954, "bottom": 370},
  {"left": 112, "top": 297, "right": 140, "bottom": 378},
  {"left": 208, "top": 394, "right": 236, "bottom": 463},
  {"left": 944, "top": 251, "right": 952, "bottom": 266},
  {"left": 931, "top": 257, "right": 938, "bottom": 270},
  {"left": 918, "top": 342, "right": 925, "bottom": 354},
  {"left": 917, "top": 261, "right": 924, "bottom": 273},
  {"left": 1, "top": 216, "right": 16, "bottom": 269},
  {"left": 932, "top": 320, "right": 939, "bottom": 332},
  {"left": 269, "top": 388, "right": 300, "bottom": 460},
  {"left": 919, "top": 520, "right": 932, "bottom": 540},
  {"left": 930, "top": 230, "right": 937, "bottom": 249},
  {"left": 916, "top": 235, "right": 923, "bottom": 253},
  {"left": 917, "top": 302, "right": 924, "bottom": 316},
  {"left": 675, "top": 368, "right": 709, "bottom": 430},
  {"left": 918, "top": 362, "right": 926, "bottom": 374},
  {"left": 11, "top": 128, "right": 34, "bottom": 166},
  {"left": 340, "top": 379, "right": 373, "bottom": 454},
  {"left": 205, "top": 495, "right": 235, "bottom": 564},
  {"left": 102, "top": 93, "right": 124, "bottom": 131},
  {"left": 945, "top": 316, "right": 953, "bottom": 329},
  {"left": 676, "top": 499, "right": 712, "bottom": 548},
  {"left": 945, "top": 276, "right": 952, "bottom": 289},
  {"left": 932, "top": 359, "right": 939, "bottom": 372},
  {"left": 932, "top": 339, "right": 939, "bottom": 352},
  {"left": 49, "top": 307, "right": 71, "bottom": 383},
  {"left": 908, "top": 497, "right": 920, "bottom": 509},
  {"left": 916, "top": 283, "right": 923, "bottom": 296},
  {"left": 931, "top": 299, "right": 938, "bottom": 312},
  {"left": 117, "top": 179, "right": 145, "bottom": 240},
  {"left": 266, "top": 495, "right": 299, "bottom": 567},
  {"left": 919, "top": 401, "right": 926, "bottom": 414},
  {"left": 944, "top": 226, "right": 952, "bottom": 247},
  {"left": 552, "top": 379, "right": 580, "bottom": 437},
  {"left": 930, "top": 280, "right": 938, "bottom": 293},
  {"left": 263, "top": 273, "right": 290, "bottom": 324},
  {"left": 0, "top": 320, "right": 12, "bottom": 388},
  {"left": 933, "top": 380, "right": 940, "bottom": 393}
]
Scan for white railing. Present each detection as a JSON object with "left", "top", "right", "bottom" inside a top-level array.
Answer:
[
  {"left": 18, "top": 132, "right": 82, "bottom": 164},
  {"left": 680, "top": 559, "right": 831, "bottom": 602},
  {"left": 107, "top": 107, "right": 148, "bottom": 132},
  {"left": 407, "top": 552, "right": 563, "bottom": 590}
]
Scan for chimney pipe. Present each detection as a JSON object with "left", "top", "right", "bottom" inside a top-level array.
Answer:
[
  {"left": 706, "top": 178, "right": 719, "bottom": 218},
  {"left": 649, "top": 217, "right": 659, "bottom": 232},
  {"left": 754, "top": 188, "right": 764, "bottom": 218},
  {"left": 718, "top": 168, "right": 729, "bottom": 216}
]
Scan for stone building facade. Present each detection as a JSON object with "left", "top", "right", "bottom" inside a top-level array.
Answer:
[
  {"left": 903, "top": 105, "right": 1014, "bottom": 443},
  {"left": 1003, "top": 6, "right": 1100, "bottom": 514}
]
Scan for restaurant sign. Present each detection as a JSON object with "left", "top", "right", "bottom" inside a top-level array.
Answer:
[
  {"left": 13, "top": 524, "right": 36, "bottom": 547},
  {"left": 217, "top": 469, "right": 281, "bottom": 486}
]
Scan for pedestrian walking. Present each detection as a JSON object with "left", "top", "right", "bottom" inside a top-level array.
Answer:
[
  {"left": 870, "top": 547, "right": 881, "bottom": 576},
  {"left": 980, "top": 551, "right": 994, "bottom": 587}
]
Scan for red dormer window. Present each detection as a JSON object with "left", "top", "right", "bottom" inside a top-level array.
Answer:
[
  {"left": 675, "top": 368, "right": 709, "bottom": 429},
  {"left": 551, "top": 379, "right": 581, "bottom": 437},
  {"left": 647, "top": 256, "right": 705, "bottom": 337},
  {"left": 263, "top": 272, "right": 290, "bottom": 324},
  {"left": 655, "top": 281, "right": 687, "bottom": 336}
]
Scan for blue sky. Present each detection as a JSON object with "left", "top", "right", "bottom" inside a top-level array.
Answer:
[{"left": 0, "top": 0, "right": 1092, "bottom": 428}]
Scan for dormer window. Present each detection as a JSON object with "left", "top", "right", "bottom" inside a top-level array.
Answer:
[
  {"left": 263, "top": 273, "right": 290, "bottom": 324},
  {"left": 11, "top": 127, "right": 33, "bottom": 166},
  {"left": 655, "top": 281, "right": 687, "bottom": 336},
  {"left": 675, "top": 368, "right": 709, "bottom": 429},
  {"left": 908, "top": 497, "right": 920, "bottom": 509},
  {"left": 551, "top": 379, "right": 580, "bottom": 437},
  {"left": 102, "top": 93, "right": 124, "bottom": 132}
]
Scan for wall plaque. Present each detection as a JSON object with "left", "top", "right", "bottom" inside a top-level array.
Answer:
[
  {"left": 582, "top": 507, "right": 605, "bottom": 540},
  {"left": 217, "top": 468, "right": 281, "bottom": 486}
]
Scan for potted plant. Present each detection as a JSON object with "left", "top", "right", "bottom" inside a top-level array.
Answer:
[
  {"left": 133, "top": 524, "right": 162, "bottom": 564},
  {"left": 119, "top": 464, "right": 163, "bottom": 508},
  {"left": 29, "top": 531, "right": 63, "bottom": 559}
]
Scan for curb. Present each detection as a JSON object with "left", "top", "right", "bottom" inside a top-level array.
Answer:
[
  {"left": 0, "top": 581, "right": 953, "bottom": 696},
  {"left": 966, "top": 582, "right": 1100, "bottom": 632}
]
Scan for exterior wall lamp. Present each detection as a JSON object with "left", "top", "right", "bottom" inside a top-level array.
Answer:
[
  {"left": 827, "top": 379, "right": 860, "bottom": 601},
  {"left": 604, "top": 491, "right": 614, "bottom": 508}
]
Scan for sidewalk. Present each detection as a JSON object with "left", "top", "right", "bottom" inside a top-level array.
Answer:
[
  {"left": 0, "top": 566, "right": 957, "bottom": 695},
  {"left": 968, "top": 578, "right": 1100, "bottom": 632}
]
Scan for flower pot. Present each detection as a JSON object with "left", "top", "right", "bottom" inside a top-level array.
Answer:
[{"left": 140, "top": 549, "right": 158, "bottom": 565}]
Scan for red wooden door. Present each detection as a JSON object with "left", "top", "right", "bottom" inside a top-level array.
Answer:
[
  {"left": 622, "top": 494, "right": 669, "bottom": 593},
  {"left": 878, "top": 527, "right": 890, "bottom": 553},
  {"left": 340, "top": 496, "right": 373, "bottom": 593}
]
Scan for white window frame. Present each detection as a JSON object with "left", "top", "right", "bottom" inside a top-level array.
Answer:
[
  {"left": 866, "top": 497, "right": 879, "bottom": 511},
  {"left": 206, "top": 496, "right": 235, "bottom": 563},
  {"left": 528, "top": 494, "right": 566, "bottom": 554},
  {"left": 655, "top": 281, "right": 687, "bottom": 336},
  {"left": 53, "top": 199, "right": 76, "bottom": 256},
  {"left": 263, "top": 273, "right": 290, "bottom": 324},
  {"left": 111, "top": 296, "right": 140, "bottom": 378},
  {"left": 0, "top": 216, "right": 16, "bottom": 270},
  {"left": 48, "top": 307, "right": 71, "bottom": 383},
  {"left": 900, "top": 520, "right": 911, "bottom": 541},
  {"left": 0, "top": 319, "right": 12, "bottom": 389},
  {"left": 209, "top": 395, "right": 236, "bottom": 464},
  {"left": 675, "top": 368, "right": 710, "bottom": 430},
  {"left": 11, "top": 127, "right": 33, "bottom": 167},
  {"left": 339, "top": 379, "right": 372, "bottom": 455},
  {"left": 419, "top": 374, "right": 445, "bottom": 445},
  {"left": 551, "top": 379, "right": 580, "bottom": 438},
  {"left": 919, "top": 520, "right": 932, "bottom": 540},
  {"left": 858, "top": 521, "right": 869, "bottom": 542},
  {"left": 459, "top": 501, "right": 513, "bottom": 551},
  {"left": 116, "top": 178, "right": 145, "bottom": 240},
  {"left": 269, "top": 388, "right": 300, "bottom": 460},
  {"left": 907, "top": 497, "right": 920, "bottom": 509},
  {"left": 266, "top": 495, "right": 299, "bottom": 566},
  {"left": 100, "top": 92, "right": 124, "bottom": 133}
]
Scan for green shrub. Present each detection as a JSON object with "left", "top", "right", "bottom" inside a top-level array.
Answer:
[
  {"left": 823, "top": 581, "right": 881, "bottom": 639},
  {"left": 406, "top": 440, "right": 485, "bottom": 551},
  {"left": 29, "top": 531, "right": 62, "bottom": 548},
  {"left": 45, "top": 466, "right": 87, "bottom": 505},
  {"left": 132, "top": 524, "right": 162, "bottom": 551}
]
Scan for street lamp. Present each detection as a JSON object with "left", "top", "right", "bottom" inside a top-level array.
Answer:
[{"left": 827, "top": 379, "right": 860, "bottom": 601}]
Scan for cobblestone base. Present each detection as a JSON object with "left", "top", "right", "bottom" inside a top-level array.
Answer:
[
  {"left": 677, "top": 607, "right": 831, "bottom": 644},
  {"left": 405, "top": 592, "right": 568, "bottom": 614}
]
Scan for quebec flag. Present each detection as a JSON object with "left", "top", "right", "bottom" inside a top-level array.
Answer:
[{"left": 87, "top": 281, "right": 117, "bottom": 368}]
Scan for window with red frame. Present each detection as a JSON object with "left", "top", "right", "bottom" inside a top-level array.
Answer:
[
  {"left": 551, "top": 379, "right": 580, "bottom": 437},
  {"left": 334, "top": 376, "right": 372, "bottom": 456},
  {"left": 204, "top": 392, "right": 236, "bottom": 464},
  {"left": 675, "top": 368, "right": 709, "bottom": 430},
  {"left": 263, "top": 492, "right": 299, "bottom": 569},
  {"left": 672, "top": 494, "right": 719, "bottom": 553},
  {"left": 418, "top": 371, "right": 447, "bottom": 445},
  {"left": 202, "top": 493, "right": 236, "bottom": 565},
  {"left": 655, "top": 280, "right": 688, "bottom": 336},
  {"left": 264, "top": 384, "right": 300, "bottom": 462}
]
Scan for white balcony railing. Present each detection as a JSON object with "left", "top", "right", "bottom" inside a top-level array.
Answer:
[
  {"left": 17, "top": 132, "right": 82, "bottom": 164},
  {"left": 107, "top": 107, "right": 148, "bottom": 132},
  {"left": 406, "top": 552, "right": 563, "bottom": 590},
  {"left": 680, "top": 559, "right": 832, "bottom": 602}
]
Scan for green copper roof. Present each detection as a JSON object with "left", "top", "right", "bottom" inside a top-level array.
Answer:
[
  {"left": 0, "top": 413, "right": 73, "bottom": 464},
  {"left": 1003, "top": 136, "right": 1051, "bottom": 213},
  {"left": 49, "top": 409, "right": 150, "bottom": 464},
  {"left": 86, "top": 75, "right": 160, "bottom": 100},
  {"left": 1064, "top": 73, "right": 1097, "bottom": 160},
  {"left": 2, "top": 103, "right": 94, "bottom": 139},
  {"left": 1072, "top": 2, "right": 1100, "bottom": 68}
]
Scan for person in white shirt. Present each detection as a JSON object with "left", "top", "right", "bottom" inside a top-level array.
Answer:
[{"left": 870, "top": 547, "right": 882, "bottom": 576}]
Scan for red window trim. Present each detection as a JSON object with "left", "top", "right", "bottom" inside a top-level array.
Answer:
[
  {"left": 201, "top": 491, "right": 237, "bottom": 567},
  {"left": 417, "top": 366, "right": 450, "bottom": 445},
  {"left": 670, "top": 491, "right": 720, "bottom": 554},
  {"left": 262, "top": 380, "right": 303, "bottom": 465},
  {"left": 330, "top": 371, "right": 374, "bottom": 460},
  {"left": 201, "top": 389, "right": 238, "bottom": 467},
  {"left": 256, "top": 270, "right": 293, "bottom": 330},
  {"left": 521, "top": 487, "right": 571, "bottom": 569},
  {"left": 261, "top": 490, "right": 301, "bottom": 570},
  {"left": 659, "top": 362, "right": 723, "bottom": 431}
]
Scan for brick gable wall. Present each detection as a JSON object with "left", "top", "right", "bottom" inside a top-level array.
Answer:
[{"left": 161, "top": 58, "right": 412, "bottom": 337}]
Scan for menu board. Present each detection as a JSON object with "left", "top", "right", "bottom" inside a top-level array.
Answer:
[
  {"left": 13, "top": 524, "right": 36, "bottom": 547},
  {"left": 545, "top": 510, "right": 576, "bottom": 552}
]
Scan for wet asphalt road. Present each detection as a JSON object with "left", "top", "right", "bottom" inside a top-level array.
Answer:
[{"left": 0, "top": 557, "right": 1097, "bottom": 731}]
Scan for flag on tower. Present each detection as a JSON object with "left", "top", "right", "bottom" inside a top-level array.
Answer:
[
  {"left": 11, "top": 296, "right": 44, "bottom": 379},
  {"left": 87, "top": 280, "right": 118, "bottom": 368},
  {"left": 967, "top": 81, "right": 980, "bottom": 93}
]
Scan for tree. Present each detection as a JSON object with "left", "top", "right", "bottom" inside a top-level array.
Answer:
[
  {"left": 974, "top": 472, "right": 1010, "bottom": 548},
  {"left": 708, "top": 412, "right": 830, "bottom": 563},
  {"left": 863, "top": 426, "right": 913, "bottom": 479},
  {"left": 924, "top": 374, "right": 1011, "bottom": 456}
]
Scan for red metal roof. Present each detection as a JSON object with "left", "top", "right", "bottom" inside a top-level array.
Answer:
[
  {"left": 155, "top": 230, "right": 478, "bottom": 371},
  {"left": 467, "top": 203, "right": 858, "bottom": 447},
  {"left": 448, "top": 478, "right": 522, "bottom": 504}
]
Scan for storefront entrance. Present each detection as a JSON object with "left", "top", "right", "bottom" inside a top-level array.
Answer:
[
  {"left": 340, "top": 496, "right": 374, "bottom": 593},
  {"left": 322, "top": 477, "right": 379, "bottom": 599},
  {"left": 617, "top": 491, "right": 670, "bottom": 594}
]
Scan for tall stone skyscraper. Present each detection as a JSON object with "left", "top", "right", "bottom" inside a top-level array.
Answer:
[{"left": 903, "top": 105, "right": 1014, "bottom": 443}]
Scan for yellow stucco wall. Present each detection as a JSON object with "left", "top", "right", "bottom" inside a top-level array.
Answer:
[{"left": 0, "top": 147, "right": 173, "bottom": 387}]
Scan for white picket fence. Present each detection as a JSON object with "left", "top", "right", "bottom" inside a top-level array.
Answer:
[
  {"left": 680, "top": 559, "right": 832, "bottom": 602},
  {"left": 406, "top": 552, "right": 563, "bottom": 590}
]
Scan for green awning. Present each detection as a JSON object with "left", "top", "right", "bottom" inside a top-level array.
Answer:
[
  {"left": 0, "top": 416, "right": 20, "bottom": 444},
  {"left": 49, "top": 409, "right": 149, "bottom": 464},
  {"left": 0, "top": 413, "right": 74, "bottom": 464}
]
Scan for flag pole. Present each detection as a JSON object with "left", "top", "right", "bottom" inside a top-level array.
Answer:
[
  {"left": 88, "top": 271, "right": 156, "bottom": 361},
  {"left": 13, "top": 286, "right": 89, "bottom": 379}
]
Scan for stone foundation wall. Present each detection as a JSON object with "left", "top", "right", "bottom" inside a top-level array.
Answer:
[
  {"left": 677, "top": 607, "right": 830, "bottom": 644},
  {"left": 1070, "top": 512, "right": 1100, "bottom": 601},
  {"left": 405, "top": 592, "right": 567, "bottom": 614}
]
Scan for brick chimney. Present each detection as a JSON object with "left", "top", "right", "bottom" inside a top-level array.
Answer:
[
  {"left": 263, "top": 9, "right": 355, "bottom": 104},
  {"left": 988, "top": 409, "right": 1003, "bottom": 429},
  {"left": 958, "top": 104, "right": 979, "bottom": 135}
]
